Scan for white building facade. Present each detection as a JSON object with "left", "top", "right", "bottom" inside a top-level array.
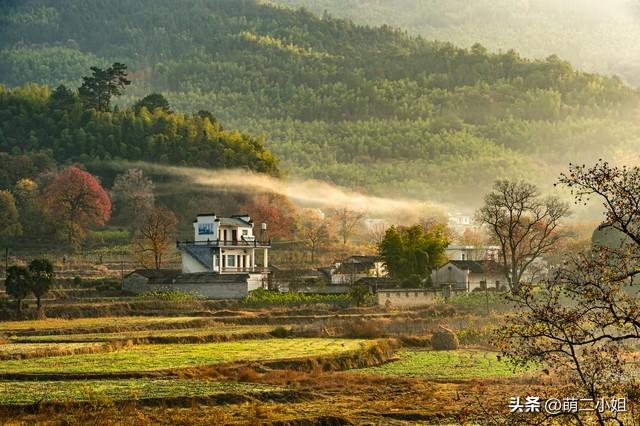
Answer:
[{"left": 177, "top": 214, "right": 270, "bottom": 275}]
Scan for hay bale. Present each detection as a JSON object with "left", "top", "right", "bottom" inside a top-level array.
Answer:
[{"left": 431, "top": 327, "right": 459, "bottom": 350}]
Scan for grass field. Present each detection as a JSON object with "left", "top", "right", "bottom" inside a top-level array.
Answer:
[
  {"left": 0, "top": 316, "right": 209, "bottom": 334},
  {"left": 12, "top": 325, "right": 280, "bottom": 343},
  {"left": 0, "top": 339, "right": 367, "bottom": 374},
  {"left": 355, "top": 350, "right": 527, "bottom": 380},
  {"left": 0, "top": 379, "right": 277, "bottom": 405}
]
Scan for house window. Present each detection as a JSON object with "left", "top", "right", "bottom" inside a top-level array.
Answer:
[
  {"left": 242, "top": 230, "right": 249, "bottom": 236},
  {"left": 228, "top": 256, "right": 236, "bottom": 267},
  {"left": 198, "top": 223, "right": 214, "bottom": 235}
]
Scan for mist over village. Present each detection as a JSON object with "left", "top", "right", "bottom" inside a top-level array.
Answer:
[{"left": 1, "top": 1, "right": 640, "bottom": 424}]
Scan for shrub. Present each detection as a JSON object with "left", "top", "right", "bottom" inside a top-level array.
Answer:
[
  {"left": 138, "top": 289, "right": 203, "bottom": 301},
  {"left": 270, "top": 326, "right": 293, "bottom": 338},
  {"left": 242, "top": 288, "right": 351, "bottom": 308},
  {"left": 342, "top": 319, "right": 385, "bottom": 339},
  {"left": 431, "top": 327, "right": 459, "bottom": 350}
]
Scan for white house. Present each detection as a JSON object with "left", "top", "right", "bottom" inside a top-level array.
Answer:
[
  {"left": 177, "top": 213, "right": 270, "bottom": 275},
  {"left": 431, "top": 260, "right": 507, "bottom": 292},
  {"left": 123, "top": 213, "right": 271, "bottom": 299},
  {"left": 447, "top": 212, "right": 478, "bottom": 235},
  {"left": 321, "top": 255, "right": 387, "bottom": 285}
]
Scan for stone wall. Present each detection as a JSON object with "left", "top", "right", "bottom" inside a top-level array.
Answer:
[{"left": 123, "top": 274, "right": 250, "bottom": 299}]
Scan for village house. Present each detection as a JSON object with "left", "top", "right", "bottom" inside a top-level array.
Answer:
[
  {"left": 123, "top": 213, "right": 271, "bottom": 299},
  {"left": 431, "top": 260, "right": 507, "bottom": 292},
  {"left": 321, "top": 255, "right": 387, "bottom": 285}
]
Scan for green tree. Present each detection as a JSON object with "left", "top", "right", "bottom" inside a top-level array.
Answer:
[
  {"left": 5, "top": 265, "right": 31, "bottom": 319},
  {"left": 134, "top": 93, "right": 171, "bottom": 113},
  {"left": 78, "top": 62, "right": 131, "bottom": 111},
  {"left": 378, "top": 224, "right": 449, "bottom": 284},
  {"left": 28, "top": 259, "right": 54, "bottom": 310},
  {"left": 0, "top": 190, "right": 22, "bottom": 242}
]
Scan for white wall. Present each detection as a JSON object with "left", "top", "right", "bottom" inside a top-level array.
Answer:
[{"left": 193, "top": 215, "right": 219, "bottom": 242}]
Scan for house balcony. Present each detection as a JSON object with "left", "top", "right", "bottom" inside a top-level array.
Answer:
[{"left": 177, "top": 239, "right": 271, "bottom": 249}]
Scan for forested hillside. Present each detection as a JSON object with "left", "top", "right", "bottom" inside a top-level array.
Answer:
[
  {"left": 277, "top": 0, "right": 640, "bottom": 87},
  {"left": 1, "top": 0, "right": 640, "bottom": 203},
  {"left": 0, "top": 84, "right": 279, "bottom": 182}
]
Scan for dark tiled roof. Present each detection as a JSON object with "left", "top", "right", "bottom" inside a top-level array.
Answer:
[
  {"left": 172, "top": 273, "right": 250, "bottom": 285},
  {"left": 219, "top": 217, "right": 252, "bottom": 227},
  {"left": 449, "top": 260, "right": 502, "bottom": 274},
  {"left": 129, "top": 270, "right": 250, "bottom": 285},
  {"left": 343, "top": 255, "right": 382, "bottom": 264},
  {"left": 126, "top": 269, "right": 181, "bottom": 279},
  {"left": 182, "top": 245, "right": 215, "bottom": 270}
]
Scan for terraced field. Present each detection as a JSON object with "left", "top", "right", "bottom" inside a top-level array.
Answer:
[
  {"left": 0, "top": 379, "right": 278, "bottom": 405},
  {"left": 0, "top": 339, "right": 368, "bottom": 374},
  {"left": 12, "top": 325, "right": 280, "bottom": 343},
  {"left": 0, "top": 316, "right": 213, "bottom": 335},
  {"left": 0, "top": 342, "right": 106, "bottom": 359},
  {"left": 355, "top": 350, "right": 527, "bottom": 380}
]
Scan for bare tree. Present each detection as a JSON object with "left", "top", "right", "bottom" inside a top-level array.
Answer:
[
  {"left": 133, "top": 206, "right": 177, "bottom": 269},
  {"left": 476, "top": 180, "right": 569, "bottom": 293},
  {"left": 329, "top": 207, "right": 365, "bottom": 245},
  {"left": 111, "top": 168, "right": 154, "bottom": 227},
  {"left": 497, "top": 161, "right": 640, "bottom": 425},
  {"left": 297, "top": 209, "right": 333, "bottom": 264}
]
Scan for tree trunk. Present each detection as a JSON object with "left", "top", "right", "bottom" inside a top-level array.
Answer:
[
  {"left": 36, "top": 295, "right": 41, "bottom": 310},
  {"left": 16, "top": 298, "right": 22, "bottom": 320}
]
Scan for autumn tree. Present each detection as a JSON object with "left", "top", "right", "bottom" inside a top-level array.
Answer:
[
  {"left": 79, "top": 62, "right": 131, "bottom": 111},
  {"left": 240, "top": 193, "right": 296, "bottom": 240},
  {"left": 378, "top": 223, "right": 449, "bottom": 286},
  {"left": 14, "top": 178, "right": 42, "bottom": 234},
  {"left": 43, "top": 166, "right": 112, "bottom": 244},
  {"left": 476, "top": 180, "right": 569, "bottom": 294},
  {"left": 328, "top": 207, "right": 365, "bottom": 245},
  {"left": 133, "top": 206, "right": 178, "bottom": 269},
  {"left": 110, "top": 168, "right": 155, "bottom": 227},
  {"left": 5, "top": 265, "right": 31, "bottom": 319},
  {"left": 28, "top": 259, "right": 54, "bottom": 310},
  {"left": 0, "top": 191, "right": 22, "bottom": 242},
  {"left": 296, "top": 209, "right": 333, "bottom": 264},
  {"left": 497, "top": 161, "right": 640, "bottom": 425}
]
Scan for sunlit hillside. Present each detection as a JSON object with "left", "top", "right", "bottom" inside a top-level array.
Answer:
[{"left": 1, "top": 0, "right": 640, "bottom": 205}]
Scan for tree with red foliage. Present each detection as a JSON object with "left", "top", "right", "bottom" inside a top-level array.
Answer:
[
  {"left": 43, "top": 166, "right": 111, "bottom": 244},
  {"left": 240, "top": 193, "right": 296, "bottom": 241}
]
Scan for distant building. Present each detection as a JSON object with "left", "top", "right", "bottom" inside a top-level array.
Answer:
[
  {"left": 123, "top": 213, "right": 270, "bottom": 299},
  {"left": 322, "top": 255, "right": 387, "bottom": 285},
  {"left": 447, "top": 212, "right": 477, "bottom": 235},
  {"left": 431, "top": 260, "right": 507, "bottom": 292}
]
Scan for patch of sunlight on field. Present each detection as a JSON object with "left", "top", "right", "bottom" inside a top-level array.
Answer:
[
  {"left": 0, "top": 338, "right": 367, "bottom": 374},
  {"left": 354, "top": 349, "right": 528, "bottom": 380},
  {"left": 0, "top": 379, "right": 277, "bottom": 405}
]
